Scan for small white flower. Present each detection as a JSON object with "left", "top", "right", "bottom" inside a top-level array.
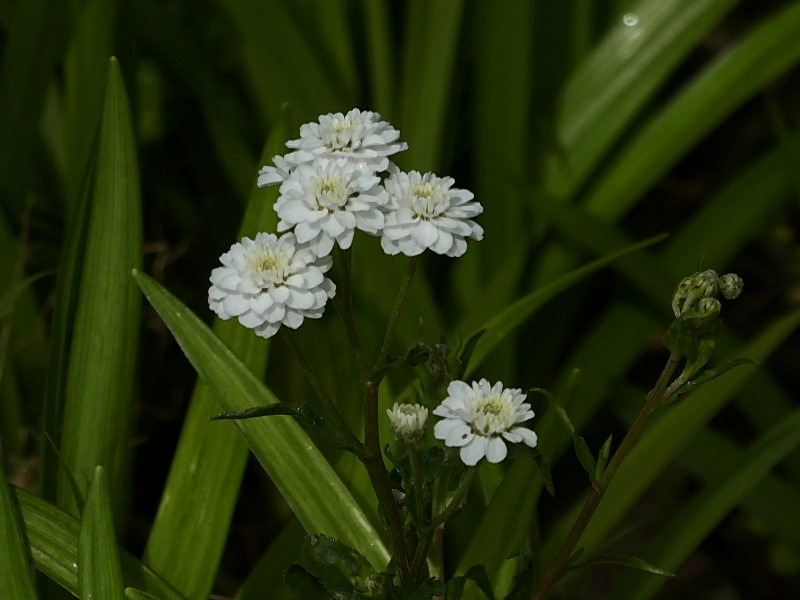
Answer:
[
  {"left": 433, "top": 379, "right": 537, "bottom": 466},
  {"left": 275, "top": 157, "right": 389, "bottom": 257},
  {"left": 387, "top": 403, "right": 429, "bottom": 445},
  {"left": 208, "top": 232, "right": 335, "bottom": 338},
  {"left": 257, "top": 108, "right": 408, "bottom": 187},
  {"left": 381, "top": 169, "right": 483, "bottom": 257}
]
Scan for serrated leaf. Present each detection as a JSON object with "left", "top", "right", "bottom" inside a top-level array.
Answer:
[{"left": 674, "top": 357, "right": 757, "bottom": 398}]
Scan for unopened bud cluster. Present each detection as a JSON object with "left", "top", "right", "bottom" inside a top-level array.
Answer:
[{"left": 671, "top": 269, "right": 743, "bottom": 319}]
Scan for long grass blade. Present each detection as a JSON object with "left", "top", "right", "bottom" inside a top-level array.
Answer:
[
  {"left": 0, "top": 462, "right": 37, "bottom": 600},
  {"left": 78, "top": 466, "right": 125, "bottom": 600},
  {"left": 57, "top": 58, "right": 143, "bottom": 521},
  {"left": 133, "top": 271, "right": 390, "bottom": 570}
]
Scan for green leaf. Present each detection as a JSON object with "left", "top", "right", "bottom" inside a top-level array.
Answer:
[
  {"left": 609, "top": 409, "right": 800, "bottom": 600},
  {"left": 595, "top": 435, "right": 613, "bottom": 481},
  {"left": 466, "top": 234, "right": 666, "bottom": 376},
  {"left": 57, "top": 57, "right": 142, "bottom": 522},
  {"left": 447, "top": 564, "right": 496, "bottom": 600},
  {"left": 142, "top": 113, "right": 287, "bottom": 599},
  {"left": 672, "top": 357, "right": 757, "bottom": 399},
  {"left": 124, "top": 589, "right": 160, "bottom": 600},
  {"left": 582, "top": 2, "right": 800, "bottom": 223},
  {"left": 564, "top": 553, "right": 673, "bottom": 578},
  {"left": 14, "top": 486, "right": 187, "bottom": 600},
  {"left": 544, "top": 0, "right": 739, "bottom": 199},
  {"left": 133, "top": 270, "right": 390, "bottom": 569},
  {"left": 210, "top": 402, "right": 361, "bottom": 454},
  {"left": 78, "top": 466, "right": 125, "bottom": 600},
  {"left": 0, "top": 462, "right": 37, "bottom": 600},
  {"left": 234, "top": 520, "right": 304, "bottom": 600}
]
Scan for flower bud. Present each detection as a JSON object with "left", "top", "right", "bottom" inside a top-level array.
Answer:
[
  {"left": 692, "top": 270, "right": 719, "bottom": 299},
  {"left": 718, "top": 273, "right": 744, "bottom": 300},
  {"left": 697, "top": 297, "right": 721, "bottom": 319},
  {"left": 671, "top": 276, "right": 694, "bottom": 317},
  {"left": 387, "top": 403, "right": 429, "bottom": 446}
]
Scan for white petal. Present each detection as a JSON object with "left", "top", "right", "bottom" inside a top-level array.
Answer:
[
  {"left": 460, "top": 438, "right": 488, "bottom": 466},
  {"left": 485, "top": 438, "right": 508, "bottom": 463},
  {"left": 510, "top": 427, "right": 538, "bottom": 448}
]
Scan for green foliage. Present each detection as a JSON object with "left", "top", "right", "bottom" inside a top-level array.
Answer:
[{"left": 3, "top": 0, "right": 800, "bottom": 597}]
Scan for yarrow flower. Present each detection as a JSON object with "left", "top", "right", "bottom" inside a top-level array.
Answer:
[
  {"left": 257, "top": 108, "right": 408, "bottom": 187},
  {"left": 274, "top": 157, "right": 389, "bottom": 257},
  {"left": 381, "top": 168, "right": 483, "bottom": 257},
  {"left": 387, "top": 403, "right": 429, "bottom": 445},
  {"left": 208, "top": 232, "right": 335, "bottom": 339},
  {"left": 433, "top": 379, "right": 537, "bottom": 466}
]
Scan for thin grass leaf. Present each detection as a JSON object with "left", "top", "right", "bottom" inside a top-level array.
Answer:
[
  {"left": 78, "top": 466, "right": 125, "bottom": 600},
  {"left": 572, "top": 309, "right": 800, "bottom": 557},
  {"left": 582, "top": 2, "right": 800, "bottom": 223},
  {"left": 14, "top": 487, "right": 188, "bottom": 600},
  {"left": 0, "top": 462, "right": 37, "bottom": 600},
  {"left": 466, "top": 234, "right": 666, "bottom": 376},
  {"left": 143, "top": 116, "right": 286, "bottom": 599},
  {"left": 399, "top": 0, "right": 465, "bottom": 171},
  {"left": 564, "top": 553, "right": 673, "bottom": 578},
  {"left": 62, "top": 0, "right": 117, "bottom": 209},
  {"left": 234, "top": 520, "right": 303, "bottom": 600},
  {"left": 133, "top": 271, "right": 390, "bottom": 569},
  {"left": 544, "top": 0, "right": 739, "bottom": 199},
  {"left": 609, "top": 410, "right": 800, "bottom": 600},
  {"left": 124, "top": 590, "right": 160, "bottom": 600},
  {"left": 311, "top": 0, "right": 358, "bottom": 98},
  {"left": 361, "top": 0, "right": 394, "bottom": 114},
  {"left": 57, "top": 58, "right": 142, "bottom": 522}
]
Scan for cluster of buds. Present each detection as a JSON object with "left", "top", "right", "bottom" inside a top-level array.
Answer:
[
  {"left": 387, "top": 403, "right": 429, "bottom": 446},
  {"left": 671, "top": 269, "right": 744, "bottom": 320}
]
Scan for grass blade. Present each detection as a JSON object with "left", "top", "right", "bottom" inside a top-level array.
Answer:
[
  {"left": 15, "top": 487, "right": 187, "bottom": 600},
  {"left": 133, "top": 271, "right": 390, "bottom": 570},
  {"left": 0, "top": 462, "right": 37, "bottom": 600},
  {"left": 79, "top": 466, "right": 125, "bottom": 600},
  {"left": 609, "top": 410, "right": 800, "bottom": 600},
  {"left": 582, "top": 1, "right": 800, "bottom": 223},
  {"left": 142, "top": 116, "right": 287, "bottom": 599},
  {"left": 57, "top": 58, "right": 143, "bottom": 521}
]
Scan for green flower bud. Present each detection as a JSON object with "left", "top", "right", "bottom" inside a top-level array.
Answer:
[
  {"left": 696, "top": 297, "right": 721, "bottom": 319},
  {"left": 671, "top": 276, "right": 694, "bottom": 317},
  {"left": 718, "top": 272, "right": 744, "bottom": 300},
  {"left": 672, "top": 270, "right": 718, "bottom": 317}
]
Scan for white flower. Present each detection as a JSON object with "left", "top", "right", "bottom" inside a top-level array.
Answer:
[
  {"left": 208, "top": 232, "right": 335, "bottom": 338},
  {"left": 257, "top": 108, "right": 408, "bottom": 187},
  {"left": 381, "top": 169, "right": 483, "bottom": 257},
  {"left": 275, "top": 157, "right": 389, "bottom": 257},
  {"left": 433, "top": 379, "right": 537, "bottom": 466},
  {"left": 387, "top": 403, "right": 429, "bottom": 445}
]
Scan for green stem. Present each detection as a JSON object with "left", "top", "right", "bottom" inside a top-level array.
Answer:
[
  {"left": 374, "top": 256, "right": 420, "bottom": 373},
  {"left": 280, "top": 329, "right": 362, "bottom": 452},
  {"left": 362, "top": 380, "right": 413, "bottom": 583},
  {"left": 333, "top": 247, "right": 369, "bottom": 384},
  {"left": 530, "top": 352, "right": 681, "bottom": 600}
]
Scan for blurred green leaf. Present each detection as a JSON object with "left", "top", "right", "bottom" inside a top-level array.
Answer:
[
  {"left": 565, "top": 553, "right": 673, "bottom": 578},
  {"left": 15, "top": 487, "right": 187, "bottom": 600},
  {"left": 466, "top": 234, "right": 666, "bottom": 375},
  {"left": 142, "top": 113, "right": 286, "bottom": 600},
  {"left": 124, "top": 589, "right": 160, "bottom": 600},
  {"left": 545, "top": 0, "right": 739, "bottom": 199},
  {"left": 133, "top": 270, "right": 390, "bottom": 569},
  {"left": 609, "top": 409, "right": 800, "bottom": 600},
  {"left": 582, "top": 1, "right": 800, "bottom": 223},
  {"left": 57, "top": 58, "right": 142, "bottom": 522},
  {"left": 0, "top": 462, "right": 37, "bottom": 600},
  {"left": 78, "top": 466, "right": 125, "bottom": 600},
  {"left": 235, "top": 520, "right": 304, "bottom": 600}
]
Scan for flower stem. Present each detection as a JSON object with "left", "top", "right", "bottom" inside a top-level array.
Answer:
[
  {"left": 374, "top": 256, "right": 420, "bottom": 373},
  {"left": 362, "top": 380, "right": 414, "bottom": 583},
  {"left": 333, "top": 247, "right": 369, "bottom": 384},
  {"left": 530, "top": 352, "right": 681, "bottom": 600},
  {"left": 280, "top": 329, "right": 362, "bottom": 452}
]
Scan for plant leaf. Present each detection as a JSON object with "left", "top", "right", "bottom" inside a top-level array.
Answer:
[
  {"left": 564, "top": 553, "right": 673, "bottom": 577},
  {"left": 0, "top": 462, "right": 37, "bottom": 599}
]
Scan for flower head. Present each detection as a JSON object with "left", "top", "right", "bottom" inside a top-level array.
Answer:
[
  {"left": 257, "top": 109, "right": 407, "bottom": 187},
  {"left": 381, "top": 168, "right": 483, "bottom": 257},
  {"left": 387, "top": 403, "right": 429, "bottom": 445},
  {"left": 433, "top": 379, "right": 537, "bottom": 466},
  {"left": 275, "top": 157, "right": 389, "bottom": 257},
  {"left": 208, "top": 232, "right": 335, "bottom": 338}
]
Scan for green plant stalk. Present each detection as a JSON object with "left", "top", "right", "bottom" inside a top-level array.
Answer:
[
  {"left": 333, "top": 247, "right": 368, "bottom": 384},
  {"left": 413, "top": 467, "right": 478, "bottom": 578},
  {"left": 374, "top": 256, "right": 421, "bottom": 372},
  {"left": 279, "top": 329, "right": 361, "bottom": 451},
  {"left": 531, "top": 351, "right": 681, "bottom": 600}
]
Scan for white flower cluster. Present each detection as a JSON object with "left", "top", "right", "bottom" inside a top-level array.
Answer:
[{"left": 210, "top": 108, "right": 484, "bottom": 338}]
